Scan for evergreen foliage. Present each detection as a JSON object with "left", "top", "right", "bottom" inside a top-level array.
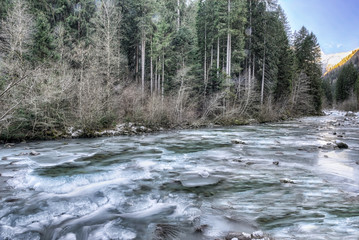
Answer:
[
  {"left": 336, "top": 63, "right": 358, "bottom": 103},
  {"left": 0, "top": 0, "right": 329, "bottom": 140},
  {"left": 293, "top": 27, "right": 322, "bottom": 114}
]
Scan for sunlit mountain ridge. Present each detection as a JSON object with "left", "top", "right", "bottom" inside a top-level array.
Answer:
[{"left": 322, "top": 48, "right": 359, "bottom": 75}]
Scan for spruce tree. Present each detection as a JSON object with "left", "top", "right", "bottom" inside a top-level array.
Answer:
[
  {"left": 294, "top": 27, "right": 322, "bottom": 114},
  {"left": 31, "top": 12, "right": 55, "bottom": 62},
  {"left": 336, "top": 63, "right": 358, "bottom": 103}
]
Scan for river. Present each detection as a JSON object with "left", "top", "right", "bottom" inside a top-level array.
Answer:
[{"left": 0, "top": 111, "right": 359, "bottom": 240}]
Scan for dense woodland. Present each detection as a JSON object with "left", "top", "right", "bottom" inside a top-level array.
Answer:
[
  {"left": 0, "top": 0, "right": 326, "bottom": 140},
  {"left": 322, "top": 51, "right": 359, "bottom": 111}
]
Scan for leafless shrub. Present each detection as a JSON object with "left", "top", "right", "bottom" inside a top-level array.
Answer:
[
  {"left": 290, "top": 71, "right": 314, "bottom": 115},
  {"left": 336, "top": 94, "right": 358, "bottom": 112}
]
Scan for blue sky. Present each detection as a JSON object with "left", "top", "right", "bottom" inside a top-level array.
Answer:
[{"left": 278, "top": 0, "right": 359, "bottom": 54}]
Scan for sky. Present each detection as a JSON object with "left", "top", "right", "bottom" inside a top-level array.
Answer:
[{"left": 278, "top": 0, "right": 359, "bottom": 54}]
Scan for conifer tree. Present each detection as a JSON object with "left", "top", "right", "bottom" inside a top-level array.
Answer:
[
  {"left": 293, "top": 26, "right": 322, "bottom": 114},
  {"left": 336, "top": 63, "right": 358, "bottom": 103}
]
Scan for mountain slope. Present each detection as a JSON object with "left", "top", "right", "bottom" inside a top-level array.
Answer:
[
  {"left": 321, "top": 50, "right": 352, "bottom": 73},
  {"left": 322, "top": 48, "right": 359, "bottom": 75}
]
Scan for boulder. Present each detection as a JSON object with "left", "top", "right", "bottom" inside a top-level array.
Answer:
[
  {"left": 336, "top": 142, "right": 348, "bottom": 149},
  {"left": 29, "top": 151, "right": 40, "bottom": 156},
  {"left": 273, "top": 161, "right": 279, "bottom": 166}
]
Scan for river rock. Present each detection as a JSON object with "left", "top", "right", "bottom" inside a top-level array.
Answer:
[
  {"left": 232, "top": 139, "right": 246, "bottom": 144},
  {"left": 280, "top": 178, "right": 294, "bottom": 184},
  {"left": 345, "top": 111, "right": 356, "bottom": 117},
  {"left": 1, "top": 156, "right": 8, "bottom": 160},
  {"left": 4, "top": 143, "right": 15, "bottom": 148},
  {"left": 251, "top": 231, "right": 264, "bottom": 238},
  {"left": 29, "top": 151, "right": 40, "bottom": 156},
  {"left": 180, "top": 175, "right": 220, "bottom": 187},
  {"left": 336, "top": 142, "right": 348, "bottom": 149},
  {"left": 15, "top": 152, "right": 28, "bottom": 156},
  {"left": 198, "top": 170, "right": 210, "bottom": 178},
  {"left": 194, "top": 224, "right": 208, "bottom": 233},
  {"left": 71, "top": 129, "right": 83, "bottom": 138},
  {"left": 151, "top": 223, "right": 181, "bottom": 239},
  {"left": 273, "top": 161, "right": 279, "bottom": 165},
  {"left": 225, "top": 232, "right": 251, "bottom": 240},
  {"left": 131, "top": 126, "right": 137, "bottom": 133}
]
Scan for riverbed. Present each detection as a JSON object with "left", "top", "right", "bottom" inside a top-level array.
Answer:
[{"left": 1, "top": 111, "right": 359, "bottom": 240}]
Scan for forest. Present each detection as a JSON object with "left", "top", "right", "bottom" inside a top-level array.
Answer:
[
  {"left": 322, "top": 52, "right": 359, "bottom": 111},
  {"left": 0, "top": 0, "right": 324, "bottom": 140}
]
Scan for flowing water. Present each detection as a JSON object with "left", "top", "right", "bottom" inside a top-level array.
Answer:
[{"left": 1, "top": 111, "right": 359, "bottom": 240}]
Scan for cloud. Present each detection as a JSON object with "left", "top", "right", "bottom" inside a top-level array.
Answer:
[
  {"left": 336, "top": 44, "right": 343, "bottom": 48},
  {"left": 325, "top": 43, "right": 334, "bottom": 48}
]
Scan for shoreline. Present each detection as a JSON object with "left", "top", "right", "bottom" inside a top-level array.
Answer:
[{"left": 1, "top": 109, "right": 352, "bottom": 144}]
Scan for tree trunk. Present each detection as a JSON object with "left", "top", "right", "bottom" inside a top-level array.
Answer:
[
  {"left": 150, "top": 40, "right": 153, "bottom": 95},
  {"left": 226, "top": 0, "right": 231, "bottom": 77},
  {"left": 141, "top": 35, "right": 146, "bottom": 96},
  {"left": 162, "top": 54, "right": 165, "bottom": 103},
  {"left": 217, "top": 37, "right": 220, "bottom": 78},
  {"left": 158, "top": 57, "right": 161, "bottom": 93},
  {"left": 177, "top": 0, "right": 180, "bottom": 31},
  {"left": 136, "top": 45, "right": 139, "bottom": 83},
  {"left": 154, "top": 58, "right": 158, "bottom": 94},
  {"left": 210, "top": 45, "right": 213, "bottom": 73},
  {"left": 237, "top": 74, "right": 241, "bottom": 99},
  {"left": 261, "top": 50, "right": 266, "bottom": 106},
  {"left": 204, "top": 22, "right": 207, "bottom": 84},
  {"left": 248, "top": 0, "right": 252, "bottom": 101}
]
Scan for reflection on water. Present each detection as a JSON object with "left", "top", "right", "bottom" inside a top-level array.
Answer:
[{"left": 0, "top": 111, "right": 359, "bottom": 239}]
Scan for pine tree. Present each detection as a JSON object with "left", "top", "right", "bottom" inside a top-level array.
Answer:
[
  {"left": 273, "top": 6, "right": 294, "bottom": 102},
  {"left": 31, "top": 12, "right": 55, "bottom": 62},
  {"left": 293, "top": 26, "right": 322, "bottom": 114},
  {"left": 0, "top": 0, "right": 11, "bottom": 20},
  {"left": 336, "top": 63, "right": 358, "bottom": 103}
]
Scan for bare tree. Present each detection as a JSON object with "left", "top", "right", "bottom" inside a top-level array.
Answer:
[
  {"left": 0, "top": 0, "right": 34, "bottom": 121},
  {"left": 91, "top": 0, "right": 122, "bottom": 109},
  {"left": 291, "top": 71, "right": 312, "bottom": 113}
]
